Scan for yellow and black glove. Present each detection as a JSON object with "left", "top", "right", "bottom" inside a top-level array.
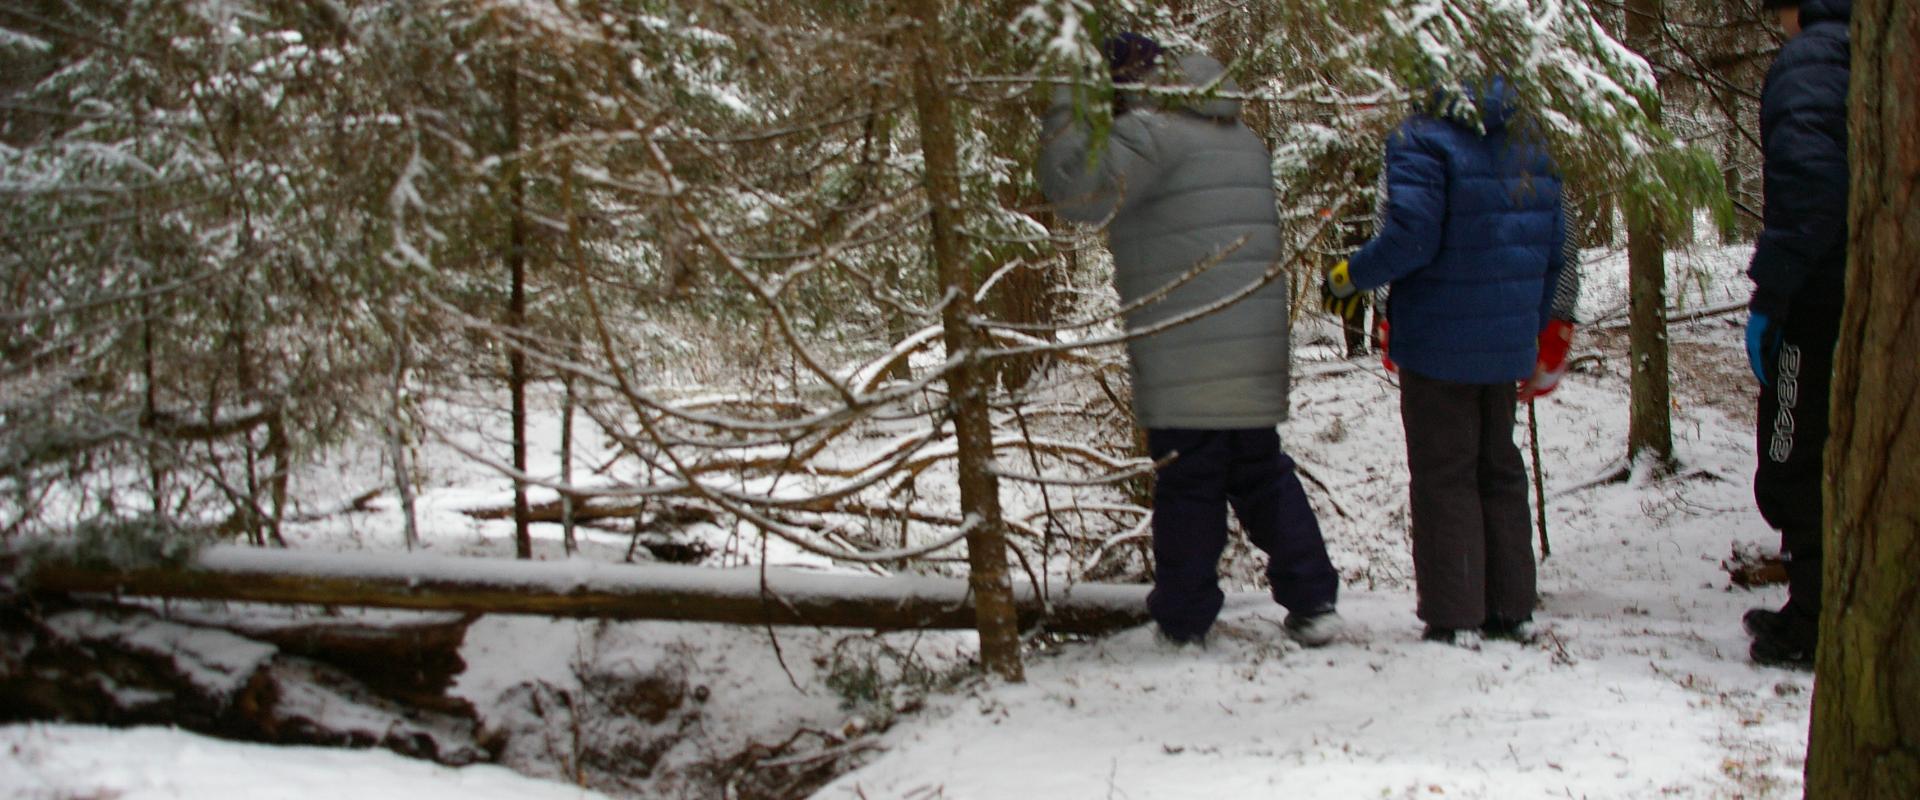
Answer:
[{"left": 1320, "top": 260, "right": 1366, "bottom": 322}]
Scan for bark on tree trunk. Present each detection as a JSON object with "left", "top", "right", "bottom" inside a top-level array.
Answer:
[
  {"left": 1625, "top": 215, "right": 1674, "bottom": 467},
  {"left": 560, "top": 164, "right": 584, "bottom": 559},
  {"left": 1577, "top": 191, "right": 1616, "bottom": 249},
  {"left": 904, "top": 0, "right": 1024, "bottom": 682},
  {"left": 989, "top": 216, "right": 1058, "bottom": 392},
  {"left": 504, "top": 48, "right": 532, "bottom": 560},
  {"left": 264, "top": 409, "right": 290, "bottom": 547},
  {"left": 1806, "top": 2, "right": 1920, "bottom": 796},
  {"left": 1625, "top": 0, "right": 1675, "bottom": 470},
  {"left": 385, "top": 312, "right": 421, "bottom": 551},
  {"left": 560, "top": 348, "right": 577, "bottom": 557},
  {"left": 1717, "top": 87, "right": 1747, "bottom": 245},
  {"left": 232, "top": 306, "right": 264, "bottom": 547},
  {"left": 988, "top": 89, "right": 1063, "bottom": 392},
  {"left": 140, "top": 279, "right": 167, "bottom": 520}
]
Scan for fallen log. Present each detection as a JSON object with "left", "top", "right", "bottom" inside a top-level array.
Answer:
[
  {"left": 463, "top": 497, "right": 708, "bottom": 524},
  {"left": 26, "top": 546, "right": 1151, "bottom": 635},
  {"left": 0, "top": 600, "right": 487, "bottom": 765},
  {"left": 207, "top": 611, "right": 477, "bottom": 715}
]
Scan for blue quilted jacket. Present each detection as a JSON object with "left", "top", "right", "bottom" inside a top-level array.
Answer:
[
  {"left": 1748, "top": 0, "right": 1851, "bottom": 320},
  {"left": 1347, "top": 80, "right": 1568, "bottom": 384}
]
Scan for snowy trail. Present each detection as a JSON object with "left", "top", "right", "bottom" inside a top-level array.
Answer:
[
  {"left": 818, "top": 246, "right": 1809, "bottom": 799},
  {"left": 815, "top": 392, "right": 1811, "bottom": 799}
]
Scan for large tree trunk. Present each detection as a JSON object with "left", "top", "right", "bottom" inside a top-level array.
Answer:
[
  {"left": 904, "top": 0, "right": 1023, "bottom": 681},
  {"left": 989, "top": 207, "right": 1060, "bottom": 392},
  {"left": 988, "top": 90, "right": 1064, "bottom": 392},
  {"left": 1625, "top": 0, "right": 1675, "bottom": 469},
  {"left": 1806, "top": 3, "right": 1920, "bottom": 796}
]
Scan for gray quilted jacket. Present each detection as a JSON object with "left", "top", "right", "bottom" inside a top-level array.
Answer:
[{"left": 1038, "top": 54, "right": 1291, "bottom": 428}]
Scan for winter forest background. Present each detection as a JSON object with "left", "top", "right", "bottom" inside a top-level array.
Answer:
[{"left": 3, "top": 2, "right": 1915, "bottom": 799}]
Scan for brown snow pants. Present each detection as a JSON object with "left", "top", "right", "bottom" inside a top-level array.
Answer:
[{"left": 1399, "top": 370, "right": 1537, "bottom": 629}]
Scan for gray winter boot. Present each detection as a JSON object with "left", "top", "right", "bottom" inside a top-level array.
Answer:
[{"left": 1283, "top": 609, "right": 1344, "bottom": 647}]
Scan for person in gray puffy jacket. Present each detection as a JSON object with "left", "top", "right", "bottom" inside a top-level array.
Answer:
[{"left": 1037, "top": 37, "right": 1340, "bottom": 647}]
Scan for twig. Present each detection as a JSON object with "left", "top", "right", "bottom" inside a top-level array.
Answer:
[
  {"left": 1291, "top": 458, "right": 1354, "bottom": 521},
  {"left": 1552, "top": 458, "right": 1633, "bottom": 498},
  {"left": 1528, "top": 401, "right": 1551, "bottom": 559},
  {"left": 1013, "top": 404, "right": 1057, "bottom": 608},
  {"left": 760, "top": 534, "right": 805, "bottom": 693},
  {"left": 1592, "top": 300, "right": 1747, "bottom": 331}
]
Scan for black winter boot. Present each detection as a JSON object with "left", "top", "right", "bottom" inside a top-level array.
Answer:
[
  {"left": 1742, "top": 608, "right": 1788, "bottom": 640},
  {"left": 1746, "top": 608, "right": 1816, "bottom": 669},
  {"left": 1154, "top": 626, "right": 1208, "bottom": 650}
]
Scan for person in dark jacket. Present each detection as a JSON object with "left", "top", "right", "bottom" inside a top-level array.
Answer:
[
  {"left": 1325, "top": 78, "right": 1574, "bottom": 644},
  {"left": 1037, "top": 36, "right": 1342, "bottom": 647},
  {"left": 1741, "top": 0, "right": 1852, "bottom": 669}
]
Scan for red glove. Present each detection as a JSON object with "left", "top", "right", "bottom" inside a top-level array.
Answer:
[
  {"left": 1377, "top": 318, "right": 1396, "bottom": 374},
  {"left": 1518, "top": 320, "right": 1574, "bottom": 402}
]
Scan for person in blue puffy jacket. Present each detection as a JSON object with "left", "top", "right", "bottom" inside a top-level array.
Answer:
[
  {"left": 1740, "top": 0, "right": 1852, "bottom": 670},
  {"left": 1324, "top": 78, "right": 1574, "bottom": 645}
]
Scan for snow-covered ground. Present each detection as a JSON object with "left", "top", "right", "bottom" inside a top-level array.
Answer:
[
  {"left": 3, "top": 242, "right": 1810, "bottom": 799},
  {"left": 812, "top": 243, "right": 1807, "bottom": 799},
  {"left": 0, "top": 723, "right": 612, "bottom": 800}
]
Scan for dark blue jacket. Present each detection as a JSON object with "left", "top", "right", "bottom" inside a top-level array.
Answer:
[
  {"left": 1347, "top": 81, "right": 1567, "bottom": 384},
  {"left": 1748, "top": 0, "right": 1851, "bottom": 321}
]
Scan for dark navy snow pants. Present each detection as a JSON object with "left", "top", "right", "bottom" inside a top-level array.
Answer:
[
  {"left": 1755, "top": 304, "right": 1840, "bottom": 634},
  {"left": 1145, "top": 427, "right": 1339, "bottom": 641}
]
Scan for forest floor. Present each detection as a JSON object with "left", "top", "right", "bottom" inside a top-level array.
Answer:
[
  {"left": 812, "top": 243, "right": 1811, "bottom": 800},
  {"left": 2, "top": 243, "right": 1813, "bottom": 800}
]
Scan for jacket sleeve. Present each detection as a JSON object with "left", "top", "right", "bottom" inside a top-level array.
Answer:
[
  {"left": 1036, "top": 87, "right": 1162, "bottom": 223},
  {"left": 1539, "top": 195, "right": 1582, "bottom": 327},
  {"left": 1747, "top": 49, "right": 1849, "bottom": 319},
  {"left": 1346, "top": 125, "right": 1446, "bottom": 291}
]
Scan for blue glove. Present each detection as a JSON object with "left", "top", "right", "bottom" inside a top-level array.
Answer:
[{"left": 1746, "top": 312, "right": 1774, "bottom": 386}]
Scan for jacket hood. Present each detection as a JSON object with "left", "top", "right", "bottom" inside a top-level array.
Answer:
[
  {"left": 1124, "top": 53, "right": 1241, "bottom": 120},
  {"left": 1798, "top": 0, "right": 1851, "bottom": 27},
  {"left": 1431, "top": 77, "right": 1518, "bottom": 132}
]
